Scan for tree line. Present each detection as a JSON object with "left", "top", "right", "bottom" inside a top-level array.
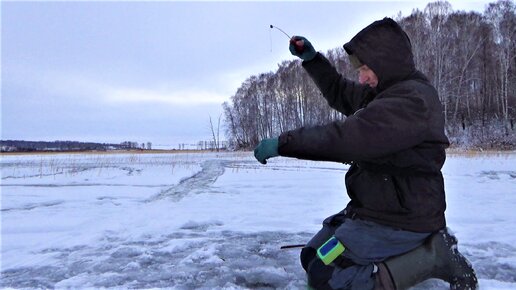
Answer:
[
  {"left": 223, "top": 0, "right": 515, "bottom": 150},
  {"left": 0, "top": 140, "right": 151, "bottom": 152}
]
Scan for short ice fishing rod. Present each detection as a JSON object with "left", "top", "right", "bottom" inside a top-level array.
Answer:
[
  {"left": 269, "top": 24, "right": 304, "bottom": 53},
  {"left": 270, "top": 24, "right": 291, "bottom": 38}
]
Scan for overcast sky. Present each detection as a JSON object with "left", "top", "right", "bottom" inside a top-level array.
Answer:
[{"left": 2, "top": 1, "right": 493, "bottom": 147}]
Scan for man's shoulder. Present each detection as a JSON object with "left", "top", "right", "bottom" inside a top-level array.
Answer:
[{"left": 379, "top": 78, "right": 438, "bottom": 102}]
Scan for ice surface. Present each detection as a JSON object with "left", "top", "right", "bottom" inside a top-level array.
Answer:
[{"left": 1, "top": 151, "right": 515, "bottom": 289}]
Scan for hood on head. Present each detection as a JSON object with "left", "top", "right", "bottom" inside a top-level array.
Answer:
[{"left": 343, "top": 17, "right": 415, "bottom": 91}]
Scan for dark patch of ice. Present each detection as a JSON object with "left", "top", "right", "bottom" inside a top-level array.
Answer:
[
  {"left": 1, "top": 231, "right": 311, "bottom": 289},
  {"left": 1, "top": 200, "right": 65, "bottom": 212}
]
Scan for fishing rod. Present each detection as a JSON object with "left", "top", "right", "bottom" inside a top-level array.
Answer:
[
  {"left": 280, "top": 244, "right": 306, "bottom": 250},
  {"left": 269, "top": 24, "right": 304, "bottom": 53},
  {"left": 270, "top": 25, "right": 291, "bottom": 39}
]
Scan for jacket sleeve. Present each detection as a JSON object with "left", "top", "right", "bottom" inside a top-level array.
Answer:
[
  {"left": 302, "top": 53, "right": 375, "bottom": 116},
  {"left": 278, "top": 91, "right": 431, "bottom": 163}
]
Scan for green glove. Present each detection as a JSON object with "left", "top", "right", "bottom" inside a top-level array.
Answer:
[
  {"left": 254, "top": 138, "right": 279, "bottom": 165},
  {"left": 289, "top": 36, "right": 317, "bottom": 61}
]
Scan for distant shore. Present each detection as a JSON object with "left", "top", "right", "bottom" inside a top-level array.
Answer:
[{"left": 0, "top": 149, "right": 229, "bottom": 156}]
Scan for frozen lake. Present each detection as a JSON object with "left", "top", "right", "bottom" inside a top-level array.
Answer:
[{"left": 1, "top": 151, "right": 516, "bottom": 289}]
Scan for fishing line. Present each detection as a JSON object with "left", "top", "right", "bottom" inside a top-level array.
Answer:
[{"left": 269, "top": 26, "right": 273, "bottom": 52}]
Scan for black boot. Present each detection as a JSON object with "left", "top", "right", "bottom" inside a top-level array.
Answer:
[{"left": 381, "top": 228, "right": 478, "bottom": 290}]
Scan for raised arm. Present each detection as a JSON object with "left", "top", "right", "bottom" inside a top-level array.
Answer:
[{"left": 302, "top": 52, "right": 375, "bottom": 116}]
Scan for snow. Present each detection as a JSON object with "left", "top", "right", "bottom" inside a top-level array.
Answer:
[{"left": 1, "top": 151, "right": 515, "bottom": 289}]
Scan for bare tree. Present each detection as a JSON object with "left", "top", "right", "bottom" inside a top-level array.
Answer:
[
  {"left": 485, "top": 0, "right": 516, "bottom": 129},
  {"left": 209, "top": 114, "right": 222, "bottom": 152},
  {"left": 425, "top": 0, "right": 453, "bottom": 125}
]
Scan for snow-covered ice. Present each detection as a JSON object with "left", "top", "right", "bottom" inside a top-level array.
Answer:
[{"left": 1, "top": 151, "right": 515, "bottom": 289}]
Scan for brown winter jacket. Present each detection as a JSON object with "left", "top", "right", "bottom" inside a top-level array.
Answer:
[{"left": 278, "top": 18, "right": 450, "bottom": 233}]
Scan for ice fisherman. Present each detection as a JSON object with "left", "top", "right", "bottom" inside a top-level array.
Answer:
[{"left": 253, "top": 18, "right": 478, "bottom": 290}]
